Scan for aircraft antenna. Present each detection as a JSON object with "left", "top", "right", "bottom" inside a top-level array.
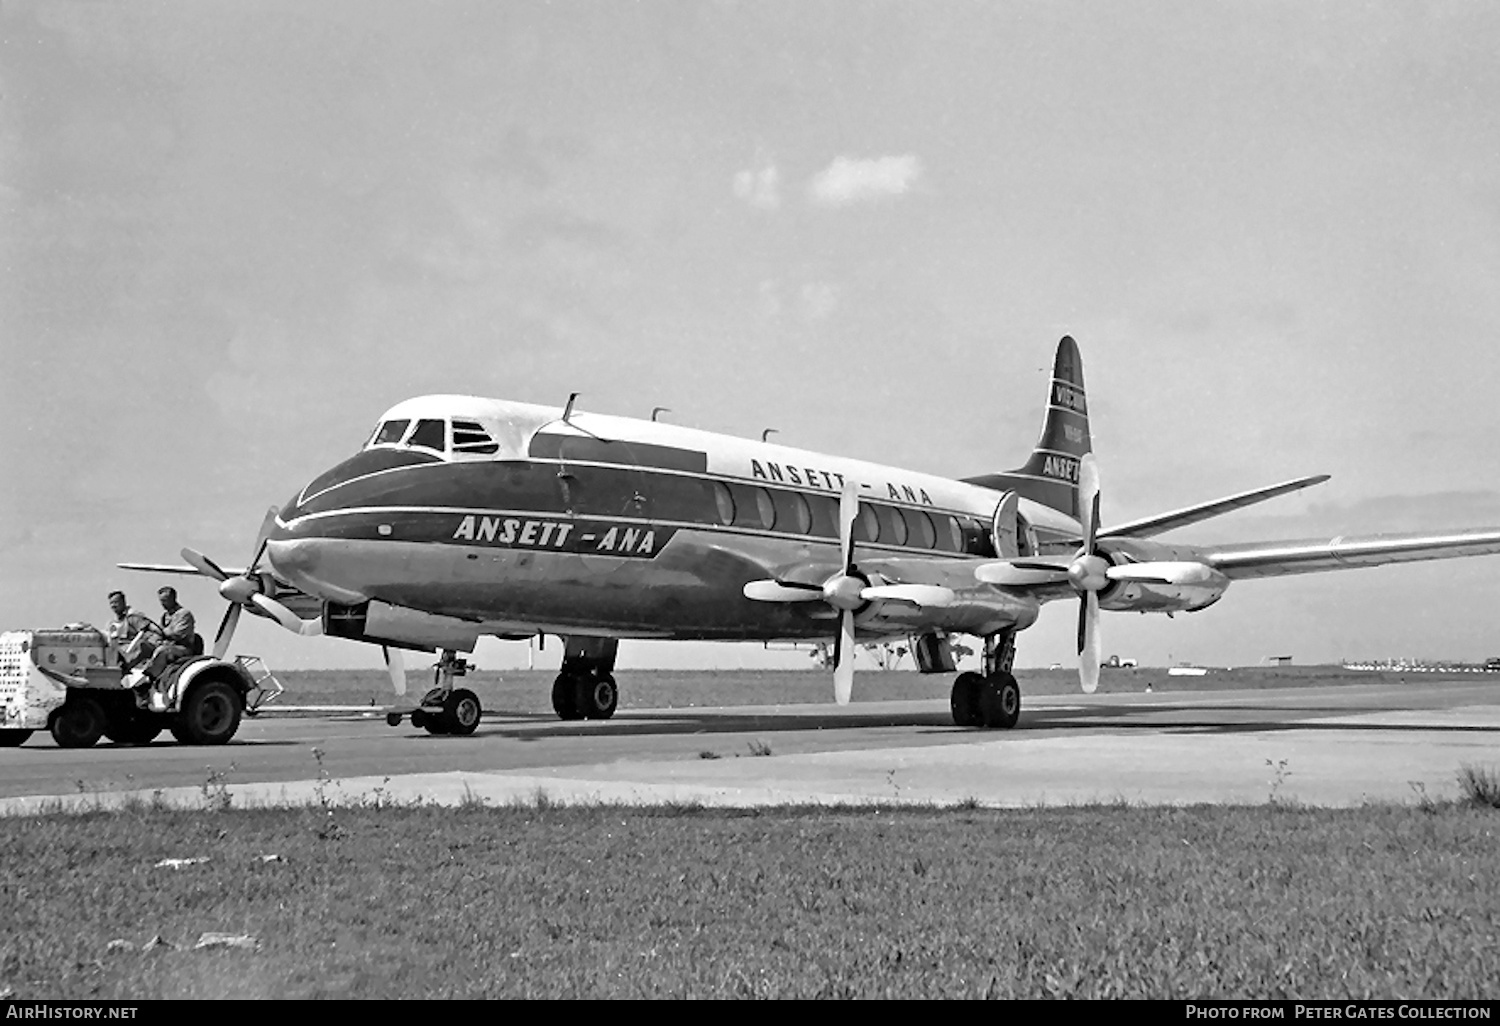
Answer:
[
  {"left": 762, "top": 428, "right": 778, "bottom": 442},
  {"left": 652, "top": 407, "right": 671, "bottom": 422},
  {"left": 562, "top": 392, "right": 579, "bottom": 423}
]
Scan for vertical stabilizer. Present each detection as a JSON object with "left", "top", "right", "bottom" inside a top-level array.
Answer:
[{"left": 963, "top": 336, "right": 1092, "bottom": 517}]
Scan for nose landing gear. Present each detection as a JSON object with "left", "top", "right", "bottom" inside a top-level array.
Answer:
[{"left": 387, "top": 650, "right": 482, "bottom": 736}]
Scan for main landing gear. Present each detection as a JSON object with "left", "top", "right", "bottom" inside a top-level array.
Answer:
[
  {"left": 949, "top": 630, "right": 1022, "bottom": 730},
  {"left": 551, "top": 636, "right": 619, "bottom": 721},
  {"left": 386, "top": 650, "right": 483, "bottom": 736}
]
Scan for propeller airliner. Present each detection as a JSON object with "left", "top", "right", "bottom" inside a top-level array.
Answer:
[{"left": 124, "top": 337, "right": 1500, "bottom": 734}]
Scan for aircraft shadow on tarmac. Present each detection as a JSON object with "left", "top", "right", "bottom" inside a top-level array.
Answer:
[{"left": 398, "top": 700, "right": 1500, "bottom": 743}]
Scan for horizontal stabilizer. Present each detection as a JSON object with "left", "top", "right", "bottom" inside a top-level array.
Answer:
[{"left": 1099, "top": 475, "right": 1330, "bottom": 539}]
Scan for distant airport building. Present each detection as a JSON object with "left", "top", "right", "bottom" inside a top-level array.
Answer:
[{"left": 1264, "top": 655, "right": 1294, "bottom": 666}]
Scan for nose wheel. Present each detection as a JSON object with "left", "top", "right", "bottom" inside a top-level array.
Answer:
[{"left": 386, "top": 650, "right": 482, "bottom": 736}]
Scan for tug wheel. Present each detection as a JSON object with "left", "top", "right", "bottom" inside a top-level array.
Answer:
[
  {"left": 173, "top": 680, "right": 242, "bottom": 746},
  {"left": 50, "top": 697, "right": 106, "bottom": 749}
]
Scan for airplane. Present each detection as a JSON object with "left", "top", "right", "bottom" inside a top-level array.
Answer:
[{"left": 123, "top": 336, "right": 1500, "bottom": 734}]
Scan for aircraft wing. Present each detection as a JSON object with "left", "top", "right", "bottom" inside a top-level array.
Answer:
[
  {"left": 1203, "top": 528, "right": 1500, "bottom": 580},
  {"left": 1098, "top": 475, "right": 1330, "bottom": 540}
]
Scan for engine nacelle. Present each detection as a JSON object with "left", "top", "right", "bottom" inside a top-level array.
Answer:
[
  {"left": 852, "top": 574, "right": 1041, "bottom": 637},
  {"left": 324, "top": 601, "right": 481, "bottom": 653},
  {"left": 1094, "top": 539, "right": 1230, "bottom": 614}
]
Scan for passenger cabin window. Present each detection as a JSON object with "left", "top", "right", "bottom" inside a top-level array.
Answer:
[
  {"left": 408, "top": 418, "right": 446, "bottom": 452},
  {"left": 452, "top": 419, "right": 500, "bottom": 455}
]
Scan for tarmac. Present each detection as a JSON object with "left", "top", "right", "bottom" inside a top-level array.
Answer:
[{"left": 2, "top": 678, "right": 1498, "bottom": 814}]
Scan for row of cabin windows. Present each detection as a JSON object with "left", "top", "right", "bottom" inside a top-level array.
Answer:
[
  {"left": 710, "top": 481, "right": 992, "bottom": 556},
  {"left": 368, "top": 418, "right": 499, "bottom": 455}
]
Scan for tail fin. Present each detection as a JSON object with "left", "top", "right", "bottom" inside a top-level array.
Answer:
[{"left": 963, "top": 335, "right": 1092, "bottom": 517}]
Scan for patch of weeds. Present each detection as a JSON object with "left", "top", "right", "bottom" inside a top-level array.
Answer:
[
  {"left": 200, "top": 763, "right": 235, "bottom": 812},
  {"left": 953, "top": 795, "right": 982, "bottom": 811},
  {"left": 1265, "top": 758, "right": 1292, "bottom": 805},
  {"left": 1409, "top": 780, "right": 1441, "bottom": 814},
  {"left": 362, "top": 777, "right": 394, "bottom": 810},
  {"left": 310, "top": 748, "right": 343, "bottom": 840},
  {"left": 1457, "top": 763, "right": 1500, "bottom": 808},
  {"left": 515, "top": 787, "right": 556, "bottom": 811},
  {"left": 459, "top": 783, "right": 489, "bottom": 809},
  {"left": 746, "top": 738, "right": 773, "bottom": 758},
  {"left": 698, "top": 750, "right": 721, "bottom": 760},
  {"left": 660, "top": 798, "right": 706, "bottom": 816}
]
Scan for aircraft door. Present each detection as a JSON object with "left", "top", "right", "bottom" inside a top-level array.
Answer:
[
  {"left": 554, "top": 436, "right": 653, "bottom": 520},
  {"left": 990, "top": 491, "right": 1036, "bottom": 559}
]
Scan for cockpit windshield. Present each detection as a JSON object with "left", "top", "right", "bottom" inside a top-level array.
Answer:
[
  {"left": 364, "top": 416, "right": 501, "bottom": 458},
  {"left": 371, "top": 419, "right": 410, "bottom": 446}
]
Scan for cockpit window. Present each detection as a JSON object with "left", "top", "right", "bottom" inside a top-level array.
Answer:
[
  {"left": 408, "top": 418, "right": 446, "bottom": 452},
  {"left": 372, "top": 419, "right": 410, "bottom": 446},
  {"left": 452, "top": 419, "right": 500, "bottom": 455}
]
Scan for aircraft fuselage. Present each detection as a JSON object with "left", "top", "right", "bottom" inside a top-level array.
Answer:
[{"left": 264, "top": 395, "right": 1081, "bottom": 648}]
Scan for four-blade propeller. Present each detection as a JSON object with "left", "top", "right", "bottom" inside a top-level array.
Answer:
[
  {"left": 974, "top": 454, "right": 1216, "bottom": 693},
  {"left": 742, "top": 479, "right": 955, "bottom": 704},
  {"left": 180, "top": 508, "right": 321, "bottom": 659}
]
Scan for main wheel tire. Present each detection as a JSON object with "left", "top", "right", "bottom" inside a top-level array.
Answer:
[
  {"left": 0, "top": 729, "right": 33, "bottom": 747},
  {"left": 444, "top": 688, "right": 482, "bottom": 736},
  {"left": 979, "top": 672, "right": 1021, "bottom": 730},
  {"left": 950, "top": 672, "right": 985, "bottom": 727},
  {"left": 578, "top": 673, "right": 618, "bottom": 720},
  {"left": 50, "top": 697, "right": 106, "bottom": 749},
  {"left": 552, "top": 675, "right": 584, "bottom": 720},
  {"left": 174, "top": 680, "right": 243, "bottom": 745}
]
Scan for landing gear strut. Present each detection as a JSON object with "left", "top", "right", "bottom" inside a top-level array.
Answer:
[
  {"left": 950, "top": 630, "right": 1021, "bottom": 730},
  {"left": 393, "top": 650, "right": 482, "bottom": 736},
  {"left": 552, "top": 636, "right": 619, "bottom": 721}
]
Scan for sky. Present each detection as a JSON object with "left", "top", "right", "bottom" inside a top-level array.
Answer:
[{"left": 3, "top": 0, "right": 1500, "bottom": 674}]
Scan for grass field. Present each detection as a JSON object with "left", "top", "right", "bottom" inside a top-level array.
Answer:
[
  {"left": 265, "top": 664, "right": 1415, "bottom": 712},
  {"left": 1, "top": 800, "right": 1497, "bottom": 999},
  {"left": 5, "top": 665, "right": 1493, "bottom": 1000}
]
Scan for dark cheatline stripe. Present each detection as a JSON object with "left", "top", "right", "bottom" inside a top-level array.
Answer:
[
  {"left": 296, "top": 448, "right": 443, "bottom": 506},
  {"left": 528, "top": 433, "right": 708, "bottom": 473}
]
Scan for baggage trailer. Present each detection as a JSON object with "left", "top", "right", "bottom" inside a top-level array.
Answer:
[{"left": 0, "top": 628, "right": 282, "bottom": 748}]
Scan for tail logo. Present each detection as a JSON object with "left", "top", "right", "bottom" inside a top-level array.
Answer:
[
  {"left": 1051, "top": 382, "right": 1087, "bottom": 414},
  {"left": 1041, "top": 454, "right": 1080, "bottom": 483}
]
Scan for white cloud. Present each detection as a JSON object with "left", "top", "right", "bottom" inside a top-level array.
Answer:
[
  {"left": 808, "top": 155, "right": 923, "bottom": 207},
  {"left": 732, "top": 164, "right": 781, "bottom": 210}
]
